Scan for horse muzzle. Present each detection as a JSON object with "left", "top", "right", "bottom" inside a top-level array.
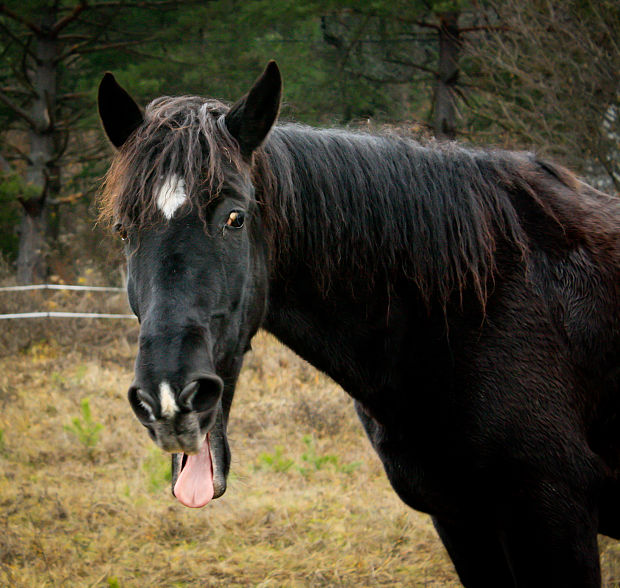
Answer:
[
  {"left": 127, "top": 373, "right": 224, "bottom": 454},
  {"left": 127, "top": 373, "right": 229, "bottom": 508}
]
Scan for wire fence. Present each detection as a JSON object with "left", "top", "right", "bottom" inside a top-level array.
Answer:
[
  {"left": 0, "top": 284, "right": 125, "bottom": 292},
  {"left": 0, "top": 284, "right": 136, "bottom": 320}
]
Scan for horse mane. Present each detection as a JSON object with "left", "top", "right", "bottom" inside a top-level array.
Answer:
[{"left": 99, "top": 94, "right": 619, "bottom": 307}]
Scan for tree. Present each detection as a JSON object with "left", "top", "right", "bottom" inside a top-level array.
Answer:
[
  {"left": 0, "top": 0, "right": 199, "bottom": 283},
  {"left": 465, "top": 0, "right": 620, "bottom": 191},
  {"left": 313, "top": 1, "right": 498, "bottom": 138}
]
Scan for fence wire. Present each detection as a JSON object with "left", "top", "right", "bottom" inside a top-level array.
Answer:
[
  {"left": 0, "top": 284, "right": 125, "bottom": 292},
  {"left": 0, "top": 284, "right": 135, "bottom": 320}
]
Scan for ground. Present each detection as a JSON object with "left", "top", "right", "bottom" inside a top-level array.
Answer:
[{"left": 0, "top": 314, "right": 619, "bottom": 587}]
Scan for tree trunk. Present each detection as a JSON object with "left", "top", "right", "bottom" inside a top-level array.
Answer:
[
  {"left": 16, "top": 7, "right": 58, "bottom": 284},
  {"left": 434, "top": 11, "right": 461, "bottom": 140},
  {"left": 16, "top": 201, "right": 48, "bottom": 284}
]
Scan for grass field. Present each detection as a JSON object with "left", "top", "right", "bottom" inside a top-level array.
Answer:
[{"left": 1, "top": 316, "right": 620, "bottom": 586}]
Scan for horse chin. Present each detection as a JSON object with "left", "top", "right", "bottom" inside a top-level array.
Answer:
[
  {"left": 207, "top": 410, "right": 229, "bottom": 499},
  {"left": 212, "top": 470, "right": 227, "bottom": 499}
]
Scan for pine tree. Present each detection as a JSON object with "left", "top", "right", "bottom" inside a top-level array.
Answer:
[{"left": 0, "top": 0, "right": 200, "bottom": 282}]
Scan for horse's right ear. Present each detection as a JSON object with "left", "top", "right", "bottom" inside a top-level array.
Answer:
[
  {"left": 98, "top": 73, "right": 144, "bottom": 149},
  {"left": 225, "top": 60, "right": 282, "bottom": 157}
]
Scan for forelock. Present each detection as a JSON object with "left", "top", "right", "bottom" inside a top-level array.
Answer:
[{"left": 99, "top": 95, "right": 247, "bottom": 229}]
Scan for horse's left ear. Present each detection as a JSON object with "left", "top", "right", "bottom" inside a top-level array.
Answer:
[
  {"left": 98, "top": 72, "right": 144, "bottom": 149},
  {"left": 225, "top": 60, "right": 282, "bottom": 157}
]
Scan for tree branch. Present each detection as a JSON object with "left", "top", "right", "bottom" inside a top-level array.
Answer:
[
  {"left": 0, "top": 85, "right": 36, "bottom": 98},
  {"left": 393, "top": 16, "right": 440, "bottom": 31},
  {"left": 384, "top": 56, "right": 438, "bottom": 77},
  {"left": 57, "top": 33, "right": 94, "bottom": 40},
  {"left": 57, "top": 4, "right": 118, "bottom": 61},
  {"left": 0, "top": 21, "right": 37, "bottom": 58},
  {"left": 0, "top": 152, "right": 12, "bottom": 173},
  {"left": 0, "top": 88, "right": 38, "bottom": 129},
  {"left": 1, "top": 140, "right": 32, "bottom": 164},
  {"left": 356, "top": 71, "right": 429, "bottom": 85},
  {"left": 68, "top": 38, "right": 150, "bottom": 56},
  {"left": 0, "top": 3, "right": 42, "bottom": 35},
  {"left": 75, "top": 0, "right": 196, "bottom": 8},
  {"left": 50, "top": 0, "right": 88, "bottom": 35},
  {"left": 459, "top": 25, "right": 510, "bottom": 34},
  {"left": 57, "top": 91, "right": 88, "bottom": 101}
]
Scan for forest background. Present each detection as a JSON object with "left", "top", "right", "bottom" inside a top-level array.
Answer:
[
  {"left": 0, "top": 0, "right": 618, "bottom": 285},
  {"left": 1, "top": 1, "right": 620, "bottom": 586}
]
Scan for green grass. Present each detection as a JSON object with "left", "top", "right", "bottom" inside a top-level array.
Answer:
[
  {"left": 257, "top": 445, "right": 295, "bottom": 473},
  {"left": 143, "top": 447, "right": 172, "bottom": 493},
  {"left": 63, "top": 398, "right": 104, "bottom": 461}
]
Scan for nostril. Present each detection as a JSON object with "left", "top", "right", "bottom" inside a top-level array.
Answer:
[
  {"left": 179, "top": 374, "right": 224, "bottom": 413},
  {"left": 178, "top": 380, "right": 198, "bottom": 409},
  {"left": 128, "top": 385, "right": 156, "bottom": 423}
]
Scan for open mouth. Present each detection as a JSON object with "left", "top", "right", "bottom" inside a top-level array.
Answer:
[{"left": 171, "top": 434, "right": 214, "bottom": 508}]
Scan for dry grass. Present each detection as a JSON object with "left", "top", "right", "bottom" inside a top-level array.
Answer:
[{"left": 0, "top": 324, "right": 619, "bottom": 586}]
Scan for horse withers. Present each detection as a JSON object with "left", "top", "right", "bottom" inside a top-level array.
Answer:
[{"left": 98, "top": 62, "right": 620, "bottom": 587}]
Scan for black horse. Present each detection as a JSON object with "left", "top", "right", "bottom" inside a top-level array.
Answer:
[{"left": 98, "top": 62, "right": 620, "bottom": 587}]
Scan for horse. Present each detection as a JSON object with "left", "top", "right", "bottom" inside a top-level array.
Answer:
[{"left": 97, "top": 61, "right": 620, "bottom": 587}]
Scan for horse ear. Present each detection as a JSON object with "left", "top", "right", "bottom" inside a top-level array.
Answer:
[
  {"left": 225, "top": 60, "right": 282, "bottom": 156},
  {"left": 98, "top": 73, "right": 144, "bottom": 149}
]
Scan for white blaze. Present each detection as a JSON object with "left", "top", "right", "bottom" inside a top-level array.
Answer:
[
  {"left": 156, "top": 174, "right": 187, "bottom": 219},
  {"left": 159, "top": 381, "right": 179, "bottom": 418}
]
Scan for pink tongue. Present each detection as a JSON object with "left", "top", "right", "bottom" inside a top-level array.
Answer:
[{"left": 173, "top": 436, "right": 214, "bottom": 508}]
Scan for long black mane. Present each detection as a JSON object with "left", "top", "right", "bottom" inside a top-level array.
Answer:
[
  {"left": 101, "top": 95, "right": 619, "bottom": 306},
  {"left": 259, "top": 126, "right": 531, "bottom": 303}
]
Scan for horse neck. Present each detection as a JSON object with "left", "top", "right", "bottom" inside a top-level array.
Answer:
[{"left": 256, "top": 126, "right": 447, "bottom": 401}]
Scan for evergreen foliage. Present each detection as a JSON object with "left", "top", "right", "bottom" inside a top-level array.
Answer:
[{"left": 0, "top": 0, "right": 617, "bottom": 275}]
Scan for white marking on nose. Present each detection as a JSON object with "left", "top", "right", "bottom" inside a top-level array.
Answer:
[
  {"left": 156, "top": 174, "right": 187, "bottom": 219},
  {"left": 159, "top": 381, "right": 179, "bottom": 418}
]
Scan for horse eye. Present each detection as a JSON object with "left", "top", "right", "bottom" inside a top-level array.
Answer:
[
  {"left": 226, "top": 210, "right": 245, "bottom": 229},
  {"left": 114, "top": 223, "right": 128, "bottom": 241}
]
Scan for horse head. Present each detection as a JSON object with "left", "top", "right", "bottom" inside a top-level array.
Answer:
[{"left": 97, "top": 62, "right": 281, "bottom": 507}]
